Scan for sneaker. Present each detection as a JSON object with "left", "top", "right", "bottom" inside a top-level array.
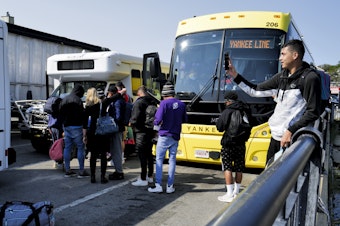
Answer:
[
  {"left": 148, "top": 183, "right": 163, "bottom": 193},
  {"left": 78, "top": 170, "right": 90, "bottom": 179},
  {"left": 217, "top": 193, "right": 235, "bottom": 203},
  {"left": 108, "top": 172, "right": 124, "bottom": 180},
  {"left": 57, "top": 163, "right": 64, "bottom": 170},
  {"left": 101, "top": 175, "right": 108, "bottom": 184},
  {"left": 106, "top": 152, "right": 112, "bottom": 161},
  {"left": 64, "top": 170, "right": 77, "bottom": 178},
  {"left": 131, "top": 178, "right": 148, "bottom": 186},
  {"left": 146, "top": 176, "right": 154, "bottom": 183},
  {"left": 122, "top": 152, "right": 126, "bottom": 164},
  {"left": 166, "top": 184, "right": 175, "bottom": 194},
  {"left": 107, "top": 160, "right": 115, "bottom": 167}
]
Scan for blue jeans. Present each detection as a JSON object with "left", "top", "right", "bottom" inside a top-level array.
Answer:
[
  {"left": 155, "top": 135, "right": 178, "bottom": 186},
  {"left": 63, "top": 126, "right": 85, "bottom": 172}
]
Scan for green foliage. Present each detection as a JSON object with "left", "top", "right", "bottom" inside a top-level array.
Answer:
[{"left": 319, "top": 63, "right": 340, "bottom": 83}]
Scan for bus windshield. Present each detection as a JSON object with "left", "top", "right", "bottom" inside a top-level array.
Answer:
[
  {"left": 51, "top": 81, "right": 107, "bottom": 100},
  {"left": 223, "top": 29, "right": 284, "bottom": 88},
  {"left": 172, "top": 31, "right": 223, "bottom": 94},
  {"left": 171, "top": 29, "right": 284, "bottom": 96}
]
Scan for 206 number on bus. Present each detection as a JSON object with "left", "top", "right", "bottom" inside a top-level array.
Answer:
[{"left": 266, "top": 22, "right": 279, "bottom": 27}]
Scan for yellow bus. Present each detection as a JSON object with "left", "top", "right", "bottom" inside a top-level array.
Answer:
[{"left": 143, "top": 11, "right": 314, "bottom": 168}]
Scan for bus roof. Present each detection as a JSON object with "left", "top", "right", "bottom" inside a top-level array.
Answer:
[
  {"left": 47, "top": 51, "right": 148, "bottom": 82},
  {"left": 176, "top": 11, "right": 291, "bottom": 37}
]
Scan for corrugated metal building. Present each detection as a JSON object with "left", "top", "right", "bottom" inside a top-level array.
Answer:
[{"left": 3, "top": 14, "right": 109, "bottom": 101}]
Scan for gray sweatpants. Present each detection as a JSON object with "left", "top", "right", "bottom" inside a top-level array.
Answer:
[{"left": 110, "top": 132, "right": 123, "bottom": 173}]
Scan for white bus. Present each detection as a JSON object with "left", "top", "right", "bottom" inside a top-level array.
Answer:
[
  {"left": 16, "top": 50, "right": 169, "bottom": 151},
  {"left": 47, "top": 51, "right": 169, "bottom": 100},
  {"left": 0, "top": 20, "right": 15, "bottom": 170}
]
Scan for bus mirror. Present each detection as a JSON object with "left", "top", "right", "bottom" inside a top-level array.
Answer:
[
  {"left": 143, "top": 52, "right": 162, "bottom": 79},
  {"left": 150, "top": 58, "right": 161, "bottom": 78}
]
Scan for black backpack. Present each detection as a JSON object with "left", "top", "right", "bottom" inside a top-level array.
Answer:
[
  {"left": 227, "top": 110, "right": 251, "bottom": 142},
  {"left": 124, "top": 102, "right": 133, "bottom": 126},
  {"left": 44, "top": 96, "right": 62, "bottom": 118},
  {"left": 145, "top": 105, "right": 157, "bottom": 129}
]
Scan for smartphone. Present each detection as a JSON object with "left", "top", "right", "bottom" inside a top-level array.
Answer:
[{"left": 224, "top": 52, "right": 230, "bottom": 70}]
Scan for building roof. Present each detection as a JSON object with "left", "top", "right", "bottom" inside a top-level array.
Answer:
[{"left": 7, "top": 22, "right": 110, "bottom": 52}]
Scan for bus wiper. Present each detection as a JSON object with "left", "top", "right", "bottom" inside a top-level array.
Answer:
[{"left": 186, "top": 61, "right": 218, "bottom": 111}]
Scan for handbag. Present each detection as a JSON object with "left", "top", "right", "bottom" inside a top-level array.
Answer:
[
  {"left": 124, "top": 126, "right": 135, "bottom": 145},
  {"left": 49, "top": 138, "right": 64, "bottom": 161},
  {"left": 95, "top": 102, "right": 119, "bottom": 135}
]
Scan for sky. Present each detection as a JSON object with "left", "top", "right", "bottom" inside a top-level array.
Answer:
[{"left": 1, "top": 0, "right": 340, "bottom": 66}]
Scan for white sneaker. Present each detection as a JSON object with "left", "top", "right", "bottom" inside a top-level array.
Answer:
[
  {"left": 148, "top": 183, "right": 163, "bottom": 193},
  {"left": 217, "top": 193, "right": 235, "bottom": 203},
  {"left": 146, "top": 176, "right": 154, "bottom": 183},
  {"left": 131, "top": 179, "right": 148, "bottom": 186},
  {"left": 166, "top": 184, "right": 175, "bottom": 194},
  {"left": 107, "top": 160, "right": 114, "bottom": 167}
]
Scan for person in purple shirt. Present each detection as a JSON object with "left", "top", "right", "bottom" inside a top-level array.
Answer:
[{"left": 148, "top": 82, "right": 187, "bottom": 194}]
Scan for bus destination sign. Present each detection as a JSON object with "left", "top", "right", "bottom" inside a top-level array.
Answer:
[{"left": 228, "top": 39, "right": 274, "bottom": 49}]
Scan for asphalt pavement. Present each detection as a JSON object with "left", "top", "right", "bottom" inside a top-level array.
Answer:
[{"left": 0, "top": 132, "right": 259, "bottom": 226}]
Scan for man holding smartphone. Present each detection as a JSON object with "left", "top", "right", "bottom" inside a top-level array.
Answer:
[{"left": 225, "top": 40, "right": 321, "bottom": 163}]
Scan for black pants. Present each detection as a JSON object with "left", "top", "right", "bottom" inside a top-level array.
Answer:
[
  {"left": 88, "top": 134, "right": 109, "bottom": 176},
  {"left": 135, "top": 130, "right": 154, "bottom": 180},
  {"left": 266, "top": 138, "right": 281, "bottom": 163}
]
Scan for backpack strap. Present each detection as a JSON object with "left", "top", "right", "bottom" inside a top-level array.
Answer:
[
  {"left": 0, "top": 201, "right": 12, "bottom": 226},
  {"left": 23, "top": 203, "right": 49, "bottom": 226},
  {"left": 301, "top": 67, "right": 316, "bottom": 80},
  {"left": 297, "top": 67, "right": 318, "bottom": 95}
]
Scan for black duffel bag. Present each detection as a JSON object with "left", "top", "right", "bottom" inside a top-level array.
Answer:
[{"left": 0, "top": 201, "right": 54, "bottom": 226}]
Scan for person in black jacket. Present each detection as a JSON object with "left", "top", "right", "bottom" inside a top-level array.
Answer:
[
  {"left": 59, "top": 84, "right": 90, "bottom": 178},
  {"left": 216, "top": 91, "right": 251, "bottom": 203},
  {"left": 226, "top": 39, "right": 321, "bottom": 163},
  {"left": 129, "top": 86, "right": 157, "bottom": 186},
  {"left": 83, "top": 88, "right": 109, "bottom": 184},
  {"left": 101, "top": 85, "right": 125, "bottom": 180}
]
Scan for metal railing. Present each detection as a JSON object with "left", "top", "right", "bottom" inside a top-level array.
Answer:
[{"left": 208, "top": 109, "right": 330, "bottom": 226}]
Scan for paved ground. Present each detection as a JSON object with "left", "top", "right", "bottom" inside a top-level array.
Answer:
[{"left": 0, "top": 132, "right": 260, "bottom": 226}]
